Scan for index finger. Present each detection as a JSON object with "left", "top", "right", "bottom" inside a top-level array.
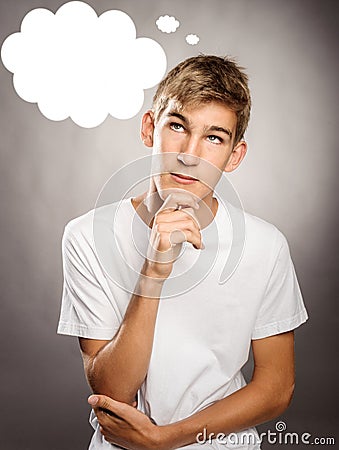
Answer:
[
  {"left": 177, "top": 206, "right": 201, "bottom": 229},
  {"left": 158, "top": 192, "right": 199, "bottom": 213}
]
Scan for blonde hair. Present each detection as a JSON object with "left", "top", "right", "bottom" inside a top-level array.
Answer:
[{"left": 152, "top": 55, "right": 251, "bottom": 145}]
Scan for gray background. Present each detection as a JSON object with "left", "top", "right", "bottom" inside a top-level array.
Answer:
[{"left": 0, "top": 0, "right": 338, "bottom": 449}]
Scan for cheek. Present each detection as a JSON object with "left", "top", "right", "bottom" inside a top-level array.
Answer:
[
  {"left": 204, "top": 150, "right": 230, "bottom": 171},
  {"left": 197, "top": 153, "right": 227, "bottom": 187}
]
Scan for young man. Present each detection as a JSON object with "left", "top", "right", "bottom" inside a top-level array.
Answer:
[{"left": 57, "top": 55, "right": 308, "bottom": 450}]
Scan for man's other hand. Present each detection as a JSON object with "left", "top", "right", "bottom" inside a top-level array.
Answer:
[{"left": 88, "top": 395, "right": 167, "bottom": 450}]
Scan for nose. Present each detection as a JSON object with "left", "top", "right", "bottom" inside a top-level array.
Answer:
[
  {"left": 177, "top": 136, "right": 201, "bottom": 166},
  {"left": 177, "top": 153, "right": 200, "bottom": 166}
]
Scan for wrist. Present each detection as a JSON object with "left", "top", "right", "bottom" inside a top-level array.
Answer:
[
  {"left": 152, "top": 424, "right": 178, "bottom": 450},
  {"left": 136, "top": 265, "right": 165, "bottom": 298},
  {"left": 156, "top": 420, "right": 200, "bottom": 449},
  {"left": 141, "top": 261, "right": 169, "bottom": 283}
]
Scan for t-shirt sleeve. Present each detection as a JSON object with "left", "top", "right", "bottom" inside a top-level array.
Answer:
[
  {"left": 57, "top": 223, "right": 121, "bottom": 340},
  {"left": 252, "top": 231, "right": 308, "bottom": 340}
]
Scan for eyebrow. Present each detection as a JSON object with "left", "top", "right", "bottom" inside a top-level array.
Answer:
[
  {"left": 208, "top": 125, "right": 232, "bottom": 139},
  {"left": 166, "top": 111, "right": 188, "bottom": 123},
  {"left": 166, "top": 111, "right": 233, "bottom": 139}
]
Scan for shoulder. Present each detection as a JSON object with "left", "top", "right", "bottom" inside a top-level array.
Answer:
[
  {"left": 222, "top": 202, "right": 289, "bottom": 263},
  {"left": 244, "top": 210, "right": 287, "bottom": 247},
  {"left": 63, "top": 199, "right": 132, "bottom": 246},
  {"left": 64, "top": 208, "right": 94, "bottom": 240},
  {"left": 242, "top": 209, "right": 291, "bottom": 272},
  {"left": 223, "top": 201, "right": 287, "bottom": 248}
]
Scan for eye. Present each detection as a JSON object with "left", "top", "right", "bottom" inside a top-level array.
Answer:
[
  {"left": 207, "top": 135, "right": 223, "bottom": 144},
  {"left": 169, "top": 122, "right": 185, "bottom": 132}
]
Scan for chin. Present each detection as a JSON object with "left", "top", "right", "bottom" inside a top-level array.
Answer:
[
  {"left": 159, "top": 185, "right": 210, "bottom": 203},
  {"left": 154, "top": 175, "right": 212, "bottom": 202}
]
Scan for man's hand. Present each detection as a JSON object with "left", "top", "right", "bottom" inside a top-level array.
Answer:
[
  {"left": 88, "top": 395, "right": 167, "bottom": 450},
  {"left": 144, "top": 192, "right": 203, "bottom": 280}
]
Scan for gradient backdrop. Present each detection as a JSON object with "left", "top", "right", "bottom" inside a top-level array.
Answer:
[{"left": 0, "top": 0, "right": 338, "bottom": 449}]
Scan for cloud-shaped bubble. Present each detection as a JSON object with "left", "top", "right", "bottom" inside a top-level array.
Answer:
[
  {"left": 1, "top": 1, "right": 167, "bottom": 128},
  {"left": 186, "top": 34, "right": 200, "bottom": 45},
  {"left": 156, "top": 15, "right": 180, "bottom": 33}
]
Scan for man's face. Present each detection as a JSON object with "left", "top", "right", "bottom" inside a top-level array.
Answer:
[{"left": 142, "top": 100, "right": 246, "bottom": 204}]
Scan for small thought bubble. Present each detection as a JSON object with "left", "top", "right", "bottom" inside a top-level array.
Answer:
[
  {"left": 186, "top": 34, "right": 200, "bottom": 45},
  {"left": 1, "top": 1, "right": 167, "bottom": 128},
  {"left": 156, "top": 15, "right": 180, "bottom": 33}
]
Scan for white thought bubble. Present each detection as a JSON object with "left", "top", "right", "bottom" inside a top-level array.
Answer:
[
  {"left": 186, "top": 34, "right": 200, "bottom": 45},
  {"left": 1, "top": 1, "right": 167, "bottom": 128},
  {"left": 156, "top": 15, "right": 180, "bottom": 33}
]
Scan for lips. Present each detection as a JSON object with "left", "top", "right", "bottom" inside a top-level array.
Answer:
[
  {"left": 170, "top": 172, "right": 198, "bottom": 185},
  {"left": 170, "top": 173, "right": 198, "bottom": 181}
]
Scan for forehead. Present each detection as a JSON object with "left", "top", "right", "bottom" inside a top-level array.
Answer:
[{"left": 160, "top": 99, "right": 237, "bottom": 129}]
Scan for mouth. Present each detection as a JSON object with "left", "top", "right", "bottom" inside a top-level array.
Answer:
[{"left": 170, "top": 172, "right": 198, "bottom": 185}]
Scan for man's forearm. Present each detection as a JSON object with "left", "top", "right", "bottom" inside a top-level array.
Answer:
[
  {"left": 87, "top": 268, "right": 164, "bottom": 404},
  {"left": 84, "top": 193, "right": 201, "bottom": 405},
  {"left": 158, "top": 377, "right": 294, "bottom": 449}
]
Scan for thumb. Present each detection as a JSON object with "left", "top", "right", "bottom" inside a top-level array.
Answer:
[{"left": 88, "top": 394, "right": 114, "bottom": 411}]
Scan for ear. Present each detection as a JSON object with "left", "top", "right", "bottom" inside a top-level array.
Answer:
[
  {"left": 224, "top": 141, "right": 247, "bottom": 173},
  {"left": 141, "top": 110, "right": 155, "bottom": 147}
]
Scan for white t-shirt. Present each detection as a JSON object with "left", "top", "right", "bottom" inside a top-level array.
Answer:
[{"left": 57, "top": 198, "right": 308, "bottom": 450}]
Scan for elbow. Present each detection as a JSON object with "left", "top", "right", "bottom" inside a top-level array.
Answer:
[
  {"left": 86, "top": 356, "right": 137, "bottom": 406},
  {"left": 85, "top": 355, "right": 100, "bottom": 393},
  {"left": 86, "top": 355, "right": 112, "bottom": 396},
  {"left": 274, "top": 381, "right": 295, "bottom": 416},
  {"left": 283, "top": 381, "right": 295, "bottom": 409},
  {"left": 84, "top": 353, "right": 109, "bottom": 395}
]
